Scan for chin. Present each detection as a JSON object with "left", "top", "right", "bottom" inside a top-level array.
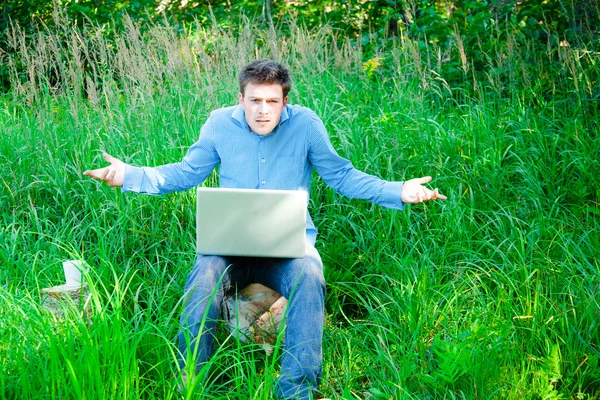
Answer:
[{"left": 252, "top": 126, "right": 275, "bottom": 135}]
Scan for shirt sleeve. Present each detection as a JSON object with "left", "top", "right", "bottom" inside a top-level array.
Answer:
[
  {"left": 307, "top": 112, "right": 404, "bottom": 210},
  {"left": 121, "top": 117, "right": 220, "bottom": 195}
]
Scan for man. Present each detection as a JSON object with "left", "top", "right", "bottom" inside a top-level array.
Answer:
[{"left": 84, "top": 59, "right": 446, "bottom": 399}]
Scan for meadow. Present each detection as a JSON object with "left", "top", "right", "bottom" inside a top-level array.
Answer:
[{"left": 0, "top": 13, "right": 599, "bottom": 399}]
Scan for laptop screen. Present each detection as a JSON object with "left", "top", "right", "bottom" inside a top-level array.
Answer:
[{"left": 196, "top": 187, "right": 307, "bottom": 258}]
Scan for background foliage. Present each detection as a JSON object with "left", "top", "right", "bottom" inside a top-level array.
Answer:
[
  {"left": 2, "top": 0, "right": 599, "bottom": 90},
  {"left": 0, "top": 1, "right": 599, "bottom": 399}
]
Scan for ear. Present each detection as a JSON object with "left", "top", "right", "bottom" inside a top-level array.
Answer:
[
  {"left": 238, "top": 92, "right": 244, "bottom": 106},
  {"left": 282, "top": 95, "right": 288, "bottom": 108}
]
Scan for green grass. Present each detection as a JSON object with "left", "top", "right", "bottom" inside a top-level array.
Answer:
[{"left": 1, "top": 15, "right": 599, "bottom": 400}]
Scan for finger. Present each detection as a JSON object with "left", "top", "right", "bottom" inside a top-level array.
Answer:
[
  {"left": 99, "top": 167, "right": 110, "bottom": 180},
  {"left": 105, "top": 167, "right": 116, "bottom": 183},
  {"left": 83, "top": 167, "right": 106, "bottom": 180},
  {"left": 103, "top": 152, "right": 118, "bottom": 164},
  {"left": 414, "top": 176, "right": 432, "bottom": 185},
  {"left": 433, "top": 189, "right": 448, "bottom": 200},
  {"left": 416, "top": 191, "right": 423, "bottom": 203},
  {"left": 425, "top": 188, "right": 434, "bottom": 201}
]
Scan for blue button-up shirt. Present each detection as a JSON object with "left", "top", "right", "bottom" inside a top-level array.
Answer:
[{"left": 122, "top": 104, "right": 404, "bottom": 244}]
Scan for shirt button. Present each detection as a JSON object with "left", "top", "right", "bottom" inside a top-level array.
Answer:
[
  {"left": 261, "top": 180, "right": 266, "bottom": 185},
  {"left": 261, "top": 158, "right": 265, "bottom": 163}
]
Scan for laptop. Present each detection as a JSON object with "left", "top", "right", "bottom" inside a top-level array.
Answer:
[{"left": 196, "top": 187, "right": 307, "bottom": 258}]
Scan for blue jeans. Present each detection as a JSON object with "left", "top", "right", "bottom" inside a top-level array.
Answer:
[{"left": 177, "top": 243, "right": 325, "bottom": 399}]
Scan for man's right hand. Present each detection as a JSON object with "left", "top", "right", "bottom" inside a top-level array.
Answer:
[{"left": 83, "top": 152, "right": 126, "bottom": 187}]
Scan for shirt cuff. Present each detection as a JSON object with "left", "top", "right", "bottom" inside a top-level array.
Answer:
[
  {"left": 379, "top": 181, "right": 404, "bottom": 210},
  {"left": 121, "top": 165, "right": 144, "bottom": 193}
]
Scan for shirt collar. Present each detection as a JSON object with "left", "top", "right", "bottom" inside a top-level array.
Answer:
[
  {"left": 232, "top": 105, "right": 246, "bottom": 127},
  {"left": 279, "top": 106, "right": 289, "bottom": 124},
  {"left": 231, "top": 105, "right": 290, "bottom": 134}
]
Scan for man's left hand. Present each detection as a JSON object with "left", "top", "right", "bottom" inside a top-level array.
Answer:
[{"left": 401, "top": 176, "right": 447, "bottom": 204}]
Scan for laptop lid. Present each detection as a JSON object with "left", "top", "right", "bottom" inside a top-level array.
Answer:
[{"left": 196, "top": 187, "right": 307, "bottom": 258}]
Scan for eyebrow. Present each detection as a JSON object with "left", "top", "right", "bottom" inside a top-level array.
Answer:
[{"left": 248, "top": 95, "right": 281, "bottom": 101}]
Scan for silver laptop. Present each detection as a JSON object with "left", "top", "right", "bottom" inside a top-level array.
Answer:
[{"left": 196, "top": 187, "right": 307, "bottom": 258}]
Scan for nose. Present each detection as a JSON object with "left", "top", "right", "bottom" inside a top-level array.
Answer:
[{"left": 259, "top": 100, "right": 269, "bottom": 115}]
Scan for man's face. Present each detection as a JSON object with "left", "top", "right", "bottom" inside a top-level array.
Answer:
[{"left": 238, "top": 82, "right": 288, "bottom": 135}]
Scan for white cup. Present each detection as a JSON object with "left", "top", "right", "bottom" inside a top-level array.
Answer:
[{"left": 63, "top": 260, "right": 86, "bottom": 287}]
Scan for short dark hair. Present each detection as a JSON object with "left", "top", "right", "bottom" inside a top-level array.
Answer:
[{"left": 239, "top": 59, "right": 291, "bottom": 98}]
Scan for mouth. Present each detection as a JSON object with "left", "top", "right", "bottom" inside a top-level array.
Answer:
[{"left": 256, "top": 119, "right": 270, "bottom": 123}]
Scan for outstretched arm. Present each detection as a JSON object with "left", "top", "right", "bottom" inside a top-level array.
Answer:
[
  {"left": 83, "top": 113, "right": 220, "bottom": 194},
  {"left": 83, "top": 152, "right": 126, "bottom": 187},
  {"left": 401, "top": 176, "right": 447, "bottom": 204},
  {"left": 307, "top": 112, "right": 446, "bottom": 208}
]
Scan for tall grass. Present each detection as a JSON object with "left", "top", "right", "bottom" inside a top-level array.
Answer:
[{"left": 1, "top": 10, "right": 599, "bottom": 399}]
